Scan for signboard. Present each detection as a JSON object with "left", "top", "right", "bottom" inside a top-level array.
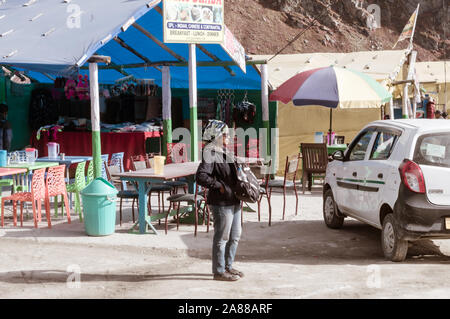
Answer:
[
  {"left": 163, "top": 0, "right": 224, "bottom": 44},
  {"left": 221, "top": 25, "right": 246, "bottom": 74}
]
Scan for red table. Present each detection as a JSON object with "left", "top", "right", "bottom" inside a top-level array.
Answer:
[
  {"left": 31, "top": 131, "right": 161, "bottom": 172},
  {"left": 0, "top": 168, "right": 27, "bottom": 177},
  {"left": 0, "top": 168, "right": 27, "bottom": 193}
]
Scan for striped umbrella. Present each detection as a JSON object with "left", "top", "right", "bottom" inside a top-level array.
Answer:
[{"left": 269, "top": 66, "right": 392, "bottom": 133}]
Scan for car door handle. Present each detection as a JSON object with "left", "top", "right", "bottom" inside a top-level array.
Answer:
[
  {"left": 352, "top": 172, "right": 357, "bottom": 177},
  {"left": 378, "top": 173, "right": 383, "bottom": 179}
]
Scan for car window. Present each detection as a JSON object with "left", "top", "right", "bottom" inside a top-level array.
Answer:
[
  {"left": 370, "top": 131, "right": 399, "bottom": 160},
  {"left": 414, "top": 133, "right": 450, "bottom": 168},
  {"left": 347, "top": 130, "right": 375, "bottom": 161}
]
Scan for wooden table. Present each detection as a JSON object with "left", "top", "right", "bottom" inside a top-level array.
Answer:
[{"left": 113, "top": 162, "right": 200, "bottom": 234}]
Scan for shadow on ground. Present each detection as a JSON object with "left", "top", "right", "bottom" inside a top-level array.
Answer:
[
  {"left": 181, "top": 218, "right": 450, "bottom": 266},
  {"left": 0, "top": 217, "right": 177, "bottom": 238},
  {"left": 0, "top": 270, "right": 212, "bottom": 284},
  {"left": 2, "top": 188, "right": 450, "bottom": 267}
]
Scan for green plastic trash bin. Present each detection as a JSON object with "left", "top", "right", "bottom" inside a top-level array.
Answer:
[{"left": 80, "top": 178, "right": 118, "bottom": 236}]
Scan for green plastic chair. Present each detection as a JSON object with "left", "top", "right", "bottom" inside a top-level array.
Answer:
[
  {"left": 0, "top": 179, "right": 14, "bottom": 204},
  {"left": 86, "top": 160, "right": 94, "bottom": 185},
  {"left": 1, "top": 176, "right": 26, "bottom": 193},
  {"left": 66, "top": 161, "right": 87, "bottom": 221}
]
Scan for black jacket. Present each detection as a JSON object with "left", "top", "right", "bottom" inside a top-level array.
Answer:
[{"left": 196, "top": 145, "right": 240, "bottom": 206}]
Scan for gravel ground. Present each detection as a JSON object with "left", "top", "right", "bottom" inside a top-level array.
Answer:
[{"left": 1, "top": 185, "right": 450, "bottom": 299}]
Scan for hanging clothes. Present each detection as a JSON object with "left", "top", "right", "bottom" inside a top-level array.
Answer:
[
  {"left": 29, "top": 88, "right": 58, "bottom": 130},
  {"left": 216, "top": 89, "right": 235, "bottom": 127}
]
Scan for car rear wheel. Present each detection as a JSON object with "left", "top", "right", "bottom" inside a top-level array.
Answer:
[
  {"left": 323, "top": 189, "right": 344, "bottom": 229},
  {"left": 381, "top": 214, "right": 408, "bottom": 262}
]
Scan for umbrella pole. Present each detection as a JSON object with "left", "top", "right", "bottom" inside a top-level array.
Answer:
[
  {"left": 261, "top": 64, "right": 271, "bottom": 164},
  {"left": 328, "top": 108, "right": 333, "bottom": 145}
]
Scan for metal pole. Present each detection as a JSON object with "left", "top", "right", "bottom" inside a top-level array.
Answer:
[
  {"left": 89, "top": 62, "right": 102, "bottom": 178},
  {"left": 261, "top": 64, "right": 270, "bottom": 160},
  {"left": 412, "top": 74, "right": 419, "bottom": 119},
  {"left": 403, "top": 85, "right": 410, "bottom": 119},
  {"left": 444, "top": 0, "right": 448, "bottom": 112},
  {"left": 389, "top": 98, "right": 395, "bottom": 120},
  {"left": 329, "top": 108, "right": 333, "bottom": 136},
  {"left": 445, "top": 61, "right": 448, "bottom": 113},
  {"left": 162, "top": 66, "right": 172, "bottom": 157},
  {"left": 409, "top": 4, "right": 420, "bottom": 50},
  {"left": 189, "top": 44, "right": 198, "bottom": 162}
]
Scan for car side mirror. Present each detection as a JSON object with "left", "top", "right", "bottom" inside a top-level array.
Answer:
[{"left": 332, "top": 150, "right": 345, "bottom": 161}]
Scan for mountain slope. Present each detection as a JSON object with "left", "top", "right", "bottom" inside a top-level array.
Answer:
[{"left": 224, "top": 0, "right": 448, "bottom": 61}]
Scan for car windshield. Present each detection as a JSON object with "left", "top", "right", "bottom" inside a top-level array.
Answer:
[{"left": 414, "top": 133, "right": 450, "bottom": 168}]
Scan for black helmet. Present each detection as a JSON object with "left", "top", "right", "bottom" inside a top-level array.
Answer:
[{"left": 233, "top": 101, "right": 256, "bottom": 124}]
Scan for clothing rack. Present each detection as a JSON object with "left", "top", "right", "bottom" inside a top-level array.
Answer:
[{"left": 216, "top": 89, "right": 235, "bottom": 127}]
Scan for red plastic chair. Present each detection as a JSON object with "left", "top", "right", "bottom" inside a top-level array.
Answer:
[
  {"left": 1, "top": 168, "right": 47, "bottom": 228},
  {"left": 45, "top": 165, "right": 71, "bottom": 227}
]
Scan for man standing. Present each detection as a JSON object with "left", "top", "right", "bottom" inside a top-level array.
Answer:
[
  {"left": 0, "top": 103, "right": 12, "bottom": 151},
  {"left": 196, "top": 120, "right": 244, "bottom": 282}
]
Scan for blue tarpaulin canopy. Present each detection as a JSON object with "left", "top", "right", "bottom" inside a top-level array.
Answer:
[
  {"left": 0, "top": 0, "right": 271, "bottom": 228},
  {"left": 0, "top": 0, "right": 262, "bottom": 89}
]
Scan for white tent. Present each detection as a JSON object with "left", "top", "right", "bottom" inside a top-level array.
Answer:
[
  {"left": 250, "top": 49, "right": 410, "bottom": 90},
  {"left": 416, "top": 61, "right": 450, "bottom": 110}
]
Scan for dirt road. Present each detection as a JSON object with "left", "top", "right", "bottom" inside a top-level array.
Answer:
[{"left": 1, "top": 188, "right": 450, "bottom": 299}]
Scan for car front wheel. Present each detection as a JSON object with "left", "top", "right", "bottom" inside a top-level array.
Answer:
[
  {"left": 381, "top": 214, "right": 408, "bottom": 262},
  {"left": 323, "top": 189, "right": 344, "bottom": 229}
]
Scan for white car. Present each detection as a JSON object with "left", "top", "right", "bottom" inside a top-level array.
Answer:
[{"left": 324, "top": 119, "right": 450, "bottom": 262}]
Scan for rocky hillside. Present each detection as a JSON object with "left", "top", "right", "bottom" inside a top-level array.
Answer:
[{"left": 224, "top": 0, "right": 448, "bottom": 61}]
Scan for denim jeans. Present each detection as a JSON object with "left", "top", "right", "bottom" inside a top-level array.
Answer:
[{"left": 210, "top": 204, "right": 242, "bottom": 275}]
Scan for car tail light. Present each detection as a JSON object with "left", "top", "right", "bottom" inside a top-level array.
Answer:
[{"left": 399, "top": 159, "right": 426, "bottom": 193}]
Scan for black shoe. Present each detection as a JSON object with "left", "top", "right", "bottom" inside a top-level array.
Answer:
[
  {"left": 213, "top": 272, "right": 240, "bottom": 281},
  {"left": 226, "top": 268, "right": 244, "bottom": 278}
]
